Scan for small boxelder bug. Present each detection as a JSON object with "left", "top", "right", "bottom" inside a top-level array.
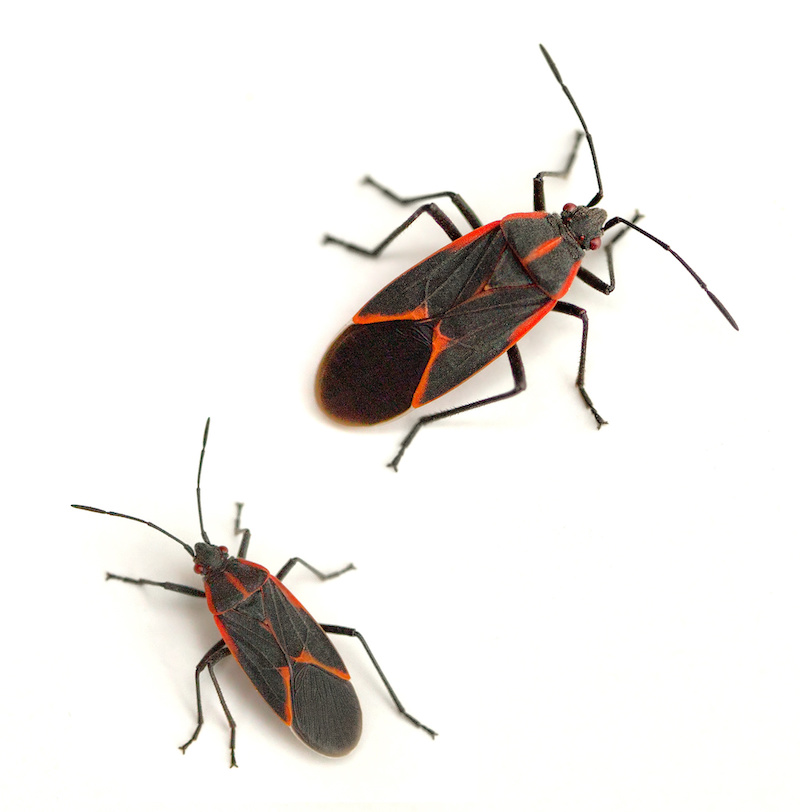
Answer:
[
  {"left": 73, "top": 420, "right": 435, "bottom": 766},
  {"left": 317, "top": 44, "right": 738, "bottom": 470}
]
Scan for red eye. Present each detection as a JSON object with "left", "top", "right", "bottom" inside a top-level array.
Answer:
[
  {"left": 194, "top": 563, "right": 204, "bottom": 574},
  {"left": 589, "top": 237, "right": 602, "bottom": 250},
  {"left": 219, "top": 546, "right": 228, "bottom": 555},
  {"left": 562, "top": 202, "right": 577, "bottom": 212}
]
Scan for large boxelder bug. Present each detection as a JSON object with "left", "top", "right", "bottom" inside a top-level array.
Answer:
[
  {"left": 73, "top": 419, "right": 435, "bottom": 766},
  {"left": 317, "top": 44, "right": 738, "bottom": 471}
]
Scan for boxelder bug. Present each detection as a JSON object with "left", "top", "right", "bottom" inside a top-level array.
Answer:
[
  {"left": 317, "top": 44, "right": 738, "bottom": 471},
  {"left": 73, "top": 419, "right": 435, "bottom": 766}
]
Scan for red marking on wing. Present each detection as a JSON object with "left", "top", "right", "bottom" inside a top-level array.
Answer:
[
  {"left": 213, "top": 614, "right": 240, "bottom": 658},
  {"left": 355, "top": 303, "right": 428, "bottom": 324},
  {"left": 353, "top": 223, "right": 502, "bottom": 324},
  {"left": 294, "top": 648, "right": 350, "bottom": 681},
  {"left": 278, "top": 666, "right": 292, "bottom": 725},
  {"left": 411, "top": 325, "right": 450, "bottom": 408},
  {"left": 212, "top": 611, "right": 294, "bottom": 726}
]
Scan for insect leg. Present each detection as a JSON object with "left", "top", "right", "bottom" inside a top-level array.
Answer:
[
  {"left": 358, "top": 175, "right": 482, "bottom": 230},
  {"left": 179, "top": 640, "right": 238, "bottom": 768},
  {"left": 321, "top": 624, "right": 437, "bottom": 739},
  {"left": 323, "top": 202, "right": 465, "bottom": 256},
  {"left": 552, "top": 300, "right": 605, "bottom": 427},
  {"left": 233, "top": 502, "right": 251, "bottom": 559},
  {"left": 233, "top": 505, "right": 355, "bottom": 581},
  {"left": 105, "top": 572, "right": 205, "bottom": 598},
  {"left": 275, "top": 556, "right": 355, "bottom": 582},
  {"left": 577, "top": 211, "right": 643, "bottom": 294},
  {"left": 387, "top": 344, "right": 527, "bottom": 471},
  {"left": 533, "top": 130, "right": 583, "bottom": 211}
]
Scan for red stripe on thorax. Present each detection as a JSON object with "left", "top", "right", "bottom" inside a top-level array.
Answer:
[
  {"left": 505, "top": 211, "right": 548, "bottom": 220},
  {"left": 521, "top": 236, "right": 562, "bottom": 266}
]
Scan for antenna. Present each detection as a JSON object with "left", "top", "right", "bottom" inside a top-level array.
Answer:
[
  {"left": 604, "top": 216, "right": 739, "bottom": 330},
  {"left": 71, "top": 504, "right": 195, "bottom": 557},
  {"left": 539, "top": 44, "right": 738, "bottom": 331},
  {"left": 71, "top": 421, "right": 217, "bottom": 556},
  {"left": 539, "top": 44, "right": 603, "bottom": 208},
  {"left": 196, "top": 418, "right": 212, "bottom": 545}
]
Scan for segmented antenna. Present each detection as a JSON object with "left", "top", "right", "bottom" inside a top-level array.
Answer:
[
  {"left": 540, "top": 44, "right": 738, "bottom": 330},
  {"left": 539, "top": 44, "right": 603, "bottom": 208},
  {"left": 71, "top": 421, "right": 218, "bottom": 555},
  {"left": 71, "top": 504, "right": 195, "bottom": 556},
  {"left": 604, "top": 216, "right": 739, "bottom": 330},
  {"left": 196, "top": 417, "right": 212, "bottom": 545}
]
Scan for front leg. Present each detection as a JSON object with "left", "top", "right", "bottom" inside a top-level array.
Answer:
[
  {"left": 533, "top": 130, "right": 583, "bottom": 211},
  {"left": 577, "top": 210, "right": 643, "bottom": 294},
  {"left": 105, "top": 572, "right": 205, "bottom": 598}
]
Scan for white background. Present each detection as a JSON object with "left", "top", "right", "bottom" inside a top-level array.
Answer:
[{"left": 1, "top": 3, "right": 796, "bottom": 811}]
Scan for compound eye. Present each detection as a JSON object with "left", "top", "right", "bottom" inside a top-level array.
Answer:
[
  {"left": 219, "top": 546, "right": 229, "bottom": 555},
  {"left": 194, "top": 563, "right": 204, "bottom": 574},
  {"left": 589, "top": 236, "right": 602, "bottom": 250},
  {"left": 562, "top": 202, "right": 577, "bottom": 213}
]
